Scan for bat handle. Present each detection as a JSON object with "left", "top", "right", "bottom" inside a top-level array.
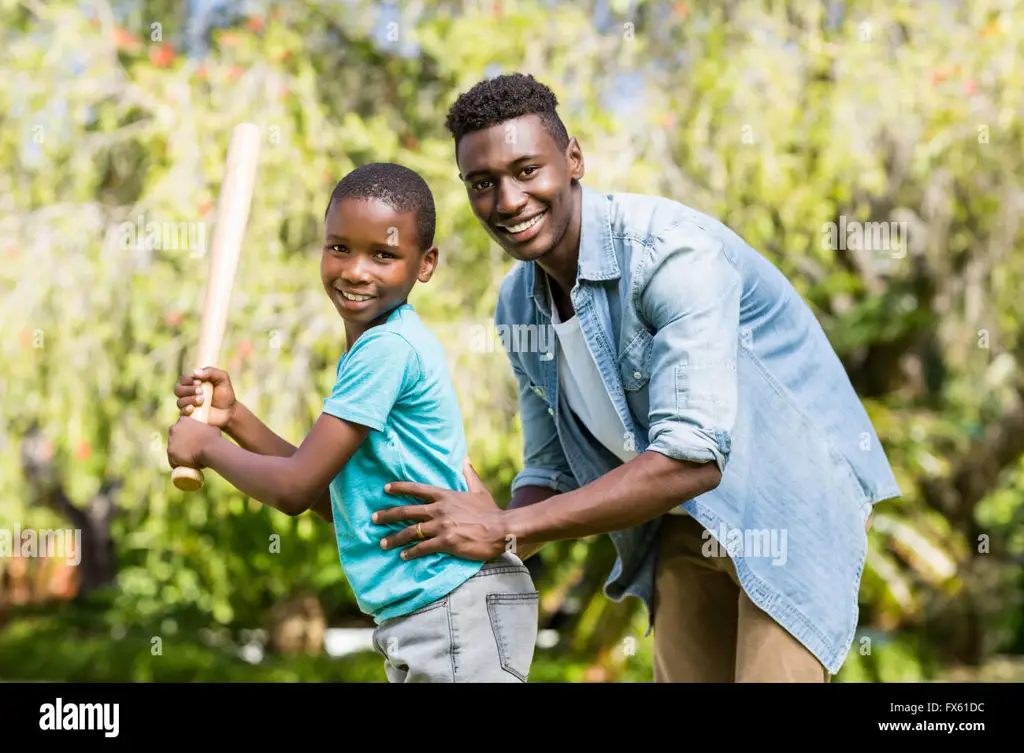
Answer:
[
  {"left": 171, "top": 380, "right": 213, "bottom": 492},
  {"left": 172, "top": 465, "right": 205, "bottom": 491}
]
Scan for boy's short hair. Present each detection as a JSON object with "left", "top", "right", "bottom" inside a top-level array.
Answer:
[
  {"left": 444, "top": 72, "right": 570, "bottom": 152},
  {"left": 326, "top": 163, "right": 436, "bottom": 250}
]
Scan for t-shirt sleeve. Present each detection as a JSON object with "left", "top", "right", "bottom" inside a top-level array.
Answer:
[{"left": 322, "top": 331, "right": 420, "bottom": 432}]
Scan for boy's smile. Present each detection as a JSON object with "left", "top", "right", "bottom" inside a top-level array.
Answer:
[{"left": 321, "top": 197, "right": 437, "bottom": 341}]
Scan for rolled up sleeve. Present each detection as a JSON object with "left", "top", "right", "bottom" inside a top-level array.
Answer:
[{"left": 641, "top": 222, "right": 740, "bottom": 475}]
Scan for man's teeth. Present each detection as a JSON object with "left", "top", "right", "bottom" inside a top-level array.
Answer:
[
  {"left": 505, "top": 212, "right": 544, "bottom": 233},
  {"left": 340, "top": 291, "right": 374, "bottom": 301}
]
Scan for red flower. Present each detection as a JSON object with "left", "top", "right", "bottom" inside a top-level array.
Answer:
[
  {"left": 150, "top": 42, "right": 176, "bottom": 68},
  {"left": 75, "top": 441, "right": 91, "bottom": 461}
]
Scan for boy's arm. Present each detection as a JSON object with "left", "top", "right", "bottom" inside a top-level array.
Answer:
[
  {"left": 193, "top": 328, "right": 412, "bottom": 521},
  {"left": 225, "top": 403, "right": 335, "bottom": 523},
  {"left": 226, "top": 402, "right": 300, "bottom": 457},
  {"left": 197, "top": 412, "right": 370, "bottom": 517}
]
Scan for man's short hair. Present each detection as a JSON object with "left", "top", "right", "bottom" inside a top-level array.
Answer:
[
  {"left": 444, "top": 73, "right": 570, "bottom": 152},
  {"left": 325, "top": 162, "right": 436, "bottom": 250}
]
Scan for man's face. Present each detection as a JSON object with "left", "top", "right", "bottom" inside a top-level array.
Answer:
[
  {"left": 456, "top": 114, "right": 584, "bottom": 263},
  {"left": 320, "top": 197, "right": 436, "bottom": 326}
]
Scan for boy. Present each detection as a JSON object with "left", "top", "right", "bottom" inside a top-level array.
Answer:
[{"left": 166, "top": 162, "right": 538, "bottom": 683}]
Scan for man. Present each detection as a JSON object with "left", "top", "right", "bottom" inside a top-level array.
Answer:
[{"left": 374, "top": 73, "right": 901, "bottom": 682}]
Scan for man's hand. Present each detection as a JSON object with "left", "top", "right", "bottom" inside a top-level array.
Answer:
[
  {"left": 167, "top": 416, "right": 221, "bottom": 470},
  {"left": 374, "top": 459, "right": 509, "bottom": 561}
]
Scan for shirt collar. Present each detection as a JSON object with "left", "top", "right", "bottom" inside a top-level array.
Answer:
[{"left": 527, "top": 181, "right": 620, "bottom": 313}]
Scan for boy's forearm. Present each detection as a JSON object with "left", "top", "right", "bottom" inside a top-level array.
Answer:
[
  {"left": 199, "top": 435, "right": 312, "bottom": 516},
  {"left": 225, "top": 403, "right": 298, "bottom": 457},
  {"left": 225, "top": 403, "right": 334, "bottom": 523}
]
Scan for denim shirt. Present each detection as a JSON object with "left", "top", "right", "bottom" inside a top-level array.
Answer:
[{"left": 494, "top": 182, "right": 901, "bottom": 674}]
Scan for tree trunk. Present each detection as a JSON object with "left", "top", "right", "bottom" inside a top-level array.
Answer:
[{"left": 18, "top": 424, "right": 119, "bottom": 601}]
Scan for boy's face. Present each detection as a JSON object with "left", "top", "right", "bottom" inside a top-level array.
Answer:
[
  {"left": 320, "top": 197, "right": 437, "bottom": 326},
  {"left": 456, "top": 113, "right": 584, "bottom": 264}
]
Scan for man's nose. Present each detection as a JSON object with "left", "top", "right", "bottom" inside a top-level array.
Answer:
[{"left": 496, "top": 180, "right": 528, "bottom": 216}]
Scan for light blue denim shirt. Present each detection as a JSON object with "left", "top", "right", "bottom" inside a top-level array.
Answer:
[{"left": 494, "top": 182, "right": 901, "bottom": 674}]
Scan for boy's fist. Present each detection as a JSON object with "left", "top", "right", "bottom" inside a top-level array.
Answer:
[{"left": 175, "top": 367, "right": 237, "bottom": 429}]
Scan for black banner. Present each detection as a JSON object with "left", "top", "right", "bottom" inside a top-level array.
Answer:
[{"left": 0, "top": 680, "right": 1005, "bottom": 743}]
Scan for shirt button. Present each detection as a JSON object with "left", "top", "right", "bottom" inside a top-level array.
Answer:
[
  {"left": 547, "top": 408, "right": 554, "bottom": 416},
  {"left": 633, "top": 371, "right": 642, "bottom": 379}
]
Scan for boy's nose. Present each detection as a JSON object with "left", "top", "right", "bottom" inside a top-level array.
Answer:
[{"left": 340, "top": 258, "right": 372, "bottom": 284}]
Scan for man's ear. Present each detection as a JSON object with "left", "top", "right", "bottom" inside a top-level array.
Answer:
[
  {"left": 566, "top": 137, "right": 585, "bottom": 180},
  {"left": 418, "top": 245, "right": 439, "bottom": 282}
]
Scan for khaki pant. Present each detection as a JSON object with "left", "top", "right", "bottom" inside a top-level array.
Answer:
[{"left": 652, "top": 514, "right": 830, "bottom": 683}]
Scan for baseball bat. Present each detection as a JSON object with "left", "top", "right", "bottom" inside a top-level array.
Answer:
[{"left": 172, "top": 122, "right": 260, "bottom": 492}]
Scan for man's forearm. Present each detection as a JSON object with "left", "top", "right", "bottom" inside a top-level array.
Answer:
[
  {"left": 225, "top": 403, "right": 333, "bottom": 523},
  {"left": 505, "top": 451, "right": 720, "bottom": 549},
  {"left": 505, "top": 485, "right": 557, "bottom": 560}
]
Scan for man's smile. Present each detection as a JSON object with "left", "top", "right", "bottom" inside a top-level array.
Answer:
[{"left": 496, "top": 209, "right": 547, "bottom": 242}]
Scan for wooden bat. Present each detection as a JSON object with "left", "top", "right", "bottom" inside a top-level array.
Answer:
[{"left": 172, "top": 122, "right": 260, "bottom": 492}]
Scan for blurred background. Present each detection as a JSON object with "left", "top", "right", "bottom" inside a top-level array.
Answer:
[{"left": 2, "top": 0, "right": 1023, "bottom": 683}]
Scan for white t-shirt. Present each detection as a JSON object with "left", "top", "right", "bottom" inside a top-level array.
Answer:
[
  {"left": 549, "top": 290, "right": 637, "bottom": 465},
  {"left": 549, "top": 286, "right": 688, "bottom": 515}
]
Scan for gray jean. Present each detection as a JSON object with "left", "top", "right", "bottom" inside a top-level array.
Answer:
[{"left": 371, "top": 551, "right": 539, "bottom": 682}]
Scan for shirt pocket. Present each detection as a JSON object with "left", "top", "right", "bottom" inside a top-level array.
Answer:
[{"left": 618, "top": 327, "right": 653, "bottom": 391}]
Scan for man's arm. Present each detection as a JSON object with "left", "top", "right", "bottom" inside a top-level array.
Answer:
[
  {"left": 225, "top": 402, "right": 334, "bottom": 523},
  {"left": 199, "top": 412, "right": 369, "bottom": 517},
  {"left": 505, "top": 485, "right": 557, "bottom": 560},
  {"left": 504, "top": 222, "right": 740, "bottom": 550},
  {"left": 506, "top": 452, "right": 720, "bottom": 549}
]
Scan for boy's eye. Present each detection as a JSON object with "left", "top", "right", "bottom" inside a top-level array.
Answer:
[
  {"left": 472, "top": 179, "right": 492, "bottom": 191},
  {"left": 329, "top": 244, "right": 348, "bottom": 253},
  {"left": 521, "top": 166, "right": 538, "bottom": 177}
]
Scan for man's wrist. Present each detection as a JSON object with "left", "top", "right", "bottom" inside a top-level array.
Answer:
[{"left": 503, "top": 504, "right": 540, "bottom": 553}]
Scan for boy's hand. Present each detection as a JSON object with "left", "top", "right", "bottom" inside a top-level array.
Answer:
[
  {"left": 174, "top": 367, "right": 237, "bottom": 429},
  {"left": 167, "top": 416, "right": 221, "bottom": 470}
]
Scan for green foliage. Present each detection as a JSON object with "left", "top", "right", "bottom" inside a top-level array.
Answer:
[
  {"left": 0, "top": 614, "right": 384, "bottom": 683},
  {"left": 1, "top": 0, "right": 1023, "bottom": 682}
]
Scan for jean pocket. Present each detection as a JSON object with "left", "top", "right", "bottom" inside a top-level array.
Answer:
[{"left": 486, "top": 592, "right": 539, "bottom": 682}]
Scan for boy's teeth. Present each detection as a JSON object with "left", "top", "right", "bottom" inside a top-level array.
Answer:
[{"left": 341, "top": 291, "right": 373, "bottom": 301}]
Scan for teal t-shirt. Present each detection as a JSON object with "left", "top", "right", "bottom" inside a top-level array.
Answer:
[{"left": 321, "top": 303, "right": 484, "bottom": 623}]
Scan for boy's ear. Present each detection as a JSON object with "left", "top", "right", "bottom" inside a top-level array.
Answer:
[{"left": 418, "top": 245, "right": 439, "bottom": 283}]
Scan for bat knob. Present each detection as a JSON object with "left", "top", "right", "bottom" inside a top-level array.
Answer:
[{"left": 172, "top": 465, "right": 205, "bottom": 491}]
